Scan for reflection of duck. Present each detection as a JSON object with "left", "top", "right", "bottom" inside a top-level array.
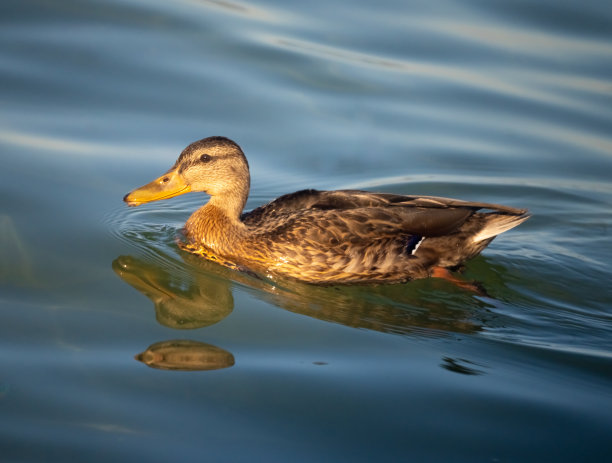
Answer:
[
  {"left": 124, "top": 136, "right": 529, "bottom": 284},
  {"left": 113, "top": 252, "right": 484, "bottom": 336}
]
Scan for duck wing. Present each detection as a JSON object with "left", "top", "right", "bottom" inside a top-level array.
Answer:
[
  {"left": 238, "top": 189, "right": 528, "bottom": 283},
  {"left": 242, "top": 189, "right": 526, "bottom": 238}
]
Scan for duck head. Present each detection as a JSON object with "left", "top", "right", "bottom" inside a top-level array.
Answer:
[{"left": 124, "top": 136, "right": 251, "bottom": 214}]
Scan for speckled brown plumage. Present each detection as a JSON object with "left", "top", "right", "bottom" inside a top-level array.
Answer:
[{"left": 124, "top": 136, "right": 530, "bottom": 284}]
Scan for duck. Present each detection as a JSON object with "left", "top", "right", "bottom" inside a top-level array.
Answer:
[{"left": 124, "top": 136, "right": 529, "bottom": 285}]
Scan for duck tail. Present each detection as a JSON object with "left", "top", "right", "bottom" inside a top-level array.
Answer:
[{"left": 471, "top": 212, "right": 530, "bottom": 243}]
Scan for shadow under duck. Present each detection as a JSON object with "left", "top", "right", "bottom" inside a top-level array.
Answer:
[{"left": 124, "top": 136, "right": 529, "bottom": 285}]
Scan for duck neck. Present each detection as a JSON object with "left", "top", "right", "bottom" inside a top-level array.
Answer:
[
  {"left": 184, "top": 193, "right": 248, "bottom": 254},
  {"left": 206, "top": 167, "right": 250, "bottom": 221},
  {"left": 208, "top": 191, "right": 247, "bottom": 222}
]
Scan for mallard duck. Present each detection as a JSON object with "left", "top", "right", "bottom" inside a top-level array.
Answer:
[{"left": 124, "top": 136, "right": 529, "bottom": 285}]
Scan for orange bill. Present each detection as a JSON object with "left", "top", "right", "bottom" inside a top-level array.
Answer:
[{"left": 123, "top": 168, "right": 191, "bottom": 206}]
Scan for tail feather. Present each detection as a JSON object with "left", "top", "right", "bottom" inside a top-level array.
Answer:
[{"left": 471, "top": 213, "right": 530, "bottom": 243}]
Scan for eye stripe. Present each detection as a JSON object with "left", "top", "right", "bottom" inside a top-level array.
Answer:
[
  {"left": 176, "top": 151, "right": 241, "bottom": 172},
  {"left": 198, "top": 153, "right": 238, "bottom": 163}
]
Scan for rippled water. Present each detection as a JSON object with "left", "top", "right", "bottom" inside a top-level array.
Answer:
[{"left": 1, "top": 0, "right": 612, "bottom": 461}]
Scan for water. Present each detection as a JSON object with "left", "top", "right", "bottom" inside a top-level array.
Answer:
[{"left": 1, "top": 0, "right": 612, "bottom": 461}]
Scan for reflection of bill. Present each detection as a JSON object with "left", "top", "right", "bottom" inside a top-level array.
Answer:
[{"left": 136, "top": 340, "right": 234, "bottom": 371}]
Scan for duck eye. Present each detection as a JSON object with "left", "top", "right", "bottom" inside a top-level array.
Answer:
[{"left": 199, "top": 153, "right": 212, "bottom": 163}]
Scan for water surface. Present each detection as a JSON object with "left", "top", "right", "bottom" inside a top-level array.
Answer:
[{"left": 1, "top": 0, "right": 612, "bottom": 461}]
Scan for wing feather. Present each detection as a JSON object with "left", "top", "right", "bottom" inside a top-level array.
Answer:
[{"left": 241, "top": 189, "right": 504, "bottom": 245}]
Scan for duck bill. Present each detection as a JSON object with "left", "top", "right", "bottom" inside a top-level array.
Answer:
[{"left": 123, "top": 168, "right": 191, "bottom": 206}]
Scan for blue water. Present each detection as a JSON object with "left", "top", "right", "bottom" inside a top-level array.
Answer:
[{"left": 1, "top": 0, "right": 612, "bottom": 461}]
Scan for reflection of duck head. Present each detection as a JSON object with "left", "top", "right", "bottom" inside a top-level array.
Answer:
[
  {"left": 114, "top": 250, "right": 487, "bottom": 337},
  {"left": 135, "top": 339, "right": 234, "bottom": 371},
  {"left": 112, "top": 255, "right": 233, "bottom": 329}
]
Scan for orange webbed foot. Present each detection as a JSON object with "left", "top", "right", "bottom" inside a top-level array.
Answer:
[{"left": 430, "top": 267, "right": 488, "bottom": 296}]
